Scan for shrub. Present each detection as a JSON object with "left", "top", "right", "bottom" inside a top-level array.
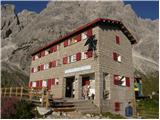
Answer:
[{"left": 1, "top": 97, "right": 35, "bottom": 119}]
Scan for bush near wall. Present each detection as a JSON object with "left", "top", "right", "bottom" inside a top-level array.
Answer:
[{"left": 1, "top": 97, "right": 35, "bottom": 119}]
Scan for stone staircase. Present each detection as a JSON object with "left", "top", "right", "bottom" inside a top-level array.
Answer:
[
  {"left": 73, "top": 100, "right": 99, "bottom": 114},
  {"left": 49, "top": 98, "right": 99, "bottom": 114}
]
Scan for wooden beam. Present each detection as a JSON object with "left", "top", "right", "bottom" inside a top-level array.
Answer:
[
  {"left": 4, "top": 88, "right": 7, "bottom": 96},
  {"left": 20, "top": 87, "right": 23, "bottom": 100},
  {"left": 9, "top": 87, "right": 12, "bottom": 97}
]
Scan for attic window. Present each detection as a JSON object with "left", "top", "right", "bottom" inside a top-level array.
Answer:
[
  {"left": 113, "top": 52, "right": 121, "bottom": 62},
  {"left": 116, "top": 35, "right": 120, "bottom": 44}
]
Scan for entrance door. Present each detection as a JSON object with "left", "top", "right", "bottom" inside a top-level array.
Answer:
[{"left": 65, "top": 77, "right": 74, "bottom": 98}]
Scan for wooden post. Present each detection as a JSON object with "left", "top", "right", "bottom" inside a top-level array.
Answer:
[
  {"left": 20, "top": 87, "right": 23, "bottom": 100},
  {"left": 16, "top": 87, "right": 18, "bottom": 96},
  {"left": 45, "top": 91, "right": 49, "bottom": 109},
  {"left": 4, "top": 88, "right": 7, "bottom": 96},
  {"left": 29, "top": 87, "right": 33, "bottom": 101},
  {"left": 41, "top": 87, "right": 44, "bottom": 107},
  {"left": 9, "top": 87, "right": 12, "bottom": 97}
]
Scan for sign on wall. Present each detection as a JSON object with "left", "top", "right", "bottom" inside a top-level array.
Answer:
[{"left": 65, "top": 65, "right": 91, "bottom": 74}]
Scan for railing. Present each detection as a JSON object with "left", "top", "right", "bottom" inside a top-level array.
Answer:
[{"left": 1, "top": 87, "right": 50, "bottom": 108}]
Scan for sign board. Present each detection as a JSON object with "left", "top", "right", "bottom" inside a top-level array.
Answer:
[{"left": 65, "top": 65, "right": 91, "bottom": 74}]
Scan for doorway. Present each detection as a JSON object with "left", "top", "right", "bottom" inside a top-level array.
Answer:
[{"left": 65, "top": 77, "right": 75, "bottom": 98}]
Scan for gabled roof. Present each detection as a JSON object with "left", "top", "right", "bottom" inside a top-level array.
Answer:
[{"left": 31, "top": 18, "right": 137, "bottom": 56}]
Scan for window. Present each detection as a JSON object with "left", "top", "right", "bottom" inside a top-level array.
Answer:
[
  {"left": 41, "top": 51, "right": 45, "bottom": 57},
  {"left": 44, "top": 63, "right": 49, "bottom": 70},
  {"left": 81, "top": 52, "right": 87, "bottom": 59},
  {"left": 64, "top": 40, "right": 68, "bottom": 47},
  {"left": 42, "top": 80, "right": 47, "bottom": 87},
  {"left": 126, "top": 77, "right": 130, "bottom": 87},
  {"left": 76, "top": 52, "right": 81, "bottom": 61},
  {"left": 71, "top": 55, "right": 76, "bottom": 63},
  {"left": 68, "top": 56, "right": 71, "bottom": 63},
  {"left": 32, "top": 82, "right": 36, "bottom": 87},
  {"left": 35, "top": 55, "right": 38, "bottom": 60},
  {"left": 113, "top": 52, "right": 121, "bottom": 62},
  {"left": 38, "top": 66, "right": 41, "bottom": 71},
  {"left": 75, "top": 34, "right": 81, "bottom": 42},
  {"left": 40, "top": 64, "right": 44, "bottom": 70},
  {"left": 114, "top": 75, "right": 119, "bottom": 85},
  {"left": 50, "top": 45, "right": 57, "bottom": 53},
  {"left": 38, "top": 53, "right": 41, "bottom": 58},
  {"left": 114, "top": 75, "right": 130, "bottom": 87},
  {"left": 32, "top": 56, "right": 35, "bottom": 61},
  {"left": 63, "top": 57, "right": 68, "bottom": 64},
  {"left": 116, "top": 35, "right": 120, "bottom": 44},
  {"left": 45, "top": 50, "right": 49, "bottom": 55},
  {"left": 115, "top": 102, "right": 120, "bottom": 111},
  {"left": 31, "top": 68, "right": 34, "bottom": 73},
  {"left": 82, "top": 33, "right": 87, "bottom": 40},
  {"left": 86, "top": 29, "right": 92, "bottom": 37},
  {"left": 86, "top": 50, "right": 93, "bottom": 58},
  {"left": 33, "top": 67, "right": 37, "bottom": 72},
  {"left": 70, "top": 38, "right": 77, "bottom": 44},
  {"left": 103, "top": 73, "right": 110, "bottom": 99}
]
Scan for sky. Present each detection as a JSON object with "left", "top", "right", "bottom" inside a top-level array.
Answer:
[{"left": 1, "top": 1, "right": 159, "bottom": 20}]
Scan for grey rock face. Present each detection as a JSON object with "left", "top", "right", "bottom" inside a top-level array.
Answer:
[{"left": 1, "top": 1, "right": 158, "bottom": 86}]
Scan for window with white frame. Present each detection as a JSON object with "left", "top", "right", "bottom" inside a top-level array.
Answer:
[
  {"left": 81, "top": 33, "right": 87, "bottom": 40},
  {"left": 42, "top": 80, "right": 47, "bottom": 87},
  {"left": 71, "top": 54, "right": 76, "bottom": 63},
  {"left": 34, "top": 67, "right": 37, "bottom": 72},
  {"left": 32, "top": 82, "right": 36, "bottom": 87},
  {"left": 81, "top": 51, "right": 87, "bottom": 59},
  {"left": 35, "top": 55, "right": 38, "bottom": 59},
  {"left": 44, "top": 63, "right": 49, "bottom": 70},
  {"left": 45, "top": 50, "right": 49, "bottom": 55}
]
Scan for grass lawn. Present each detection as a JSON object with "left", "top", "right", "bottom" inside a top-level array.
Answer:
[{"left": 136, "top": 98, "right": 159, "bottom": 119}]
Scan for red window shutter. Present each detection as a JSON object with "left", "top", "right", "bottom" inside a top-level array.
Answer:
[
  {"left": 126, "top": 77, "right": 130, "bottom": 87},
  {"left": 31, "top": 68, "right": 34, "bottom": 73},
  {"left": 41, "top": 51, "right": 45, "bottom": 57},
  {"left": 39, "top": 80, "right": 42, "bottom": 88},
  {"left": 32, "top": 56, "right": 35, "bottom": 61},
  {"left": 52, "top": 78, "right": 55, "bottom": 85},
  {"left": 50, "top": 47, "right": 53, "bottom": 53},
  {"left": 28, "top": 81, "right": 32, "bottom": 88},
  {"left": 63, "top": 57, "right": 68, "bottom": 64},
  {"left": 76, "top": 34, "right": 81, "bottom": 42},
  {"left": 48, "top": 79, "right": 52, "bottom": 90},
  {"left": 38, "top": 66, "right": 41, "bottom": 71},
  {"left": 113, "top": 52, "right": 118, "bottom": 61},
  {"left": 64, "top": 40, "right": 68, "bottom": 47},
  {"left": 40, "top": 64, "right": 44, "bottom": 70},
  {"left": 116, "top": 36, "right": 120, "bottom": 44},
  {"left": 115, "top": 102, "right": 120, "bottom": 111},
  {"left": 114, "top": 75, "right": 119, "bottom": 85},
  {"left": 36, "top": 81, "right": 39, "bottom": 88},
  {"left": 38, "top": 53, "right": 41, "bottom": 58},
  {"left": 87, "top": 29, "right": 92, "bottom": 37},
  {"left": 86, "top": 50, "right": 93, "bottom": 58},
  {"left": 76, "top": 52, "right": 81, "bottom": 61},
  {"left": 53, "top": 61, "right": 56, "bottom": 67},
  {"left": 49, "top": 62, "right": 52, "bottom": 68},
  {"left": 54, "top": 45, "right": 57, "bottom": 52}
]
